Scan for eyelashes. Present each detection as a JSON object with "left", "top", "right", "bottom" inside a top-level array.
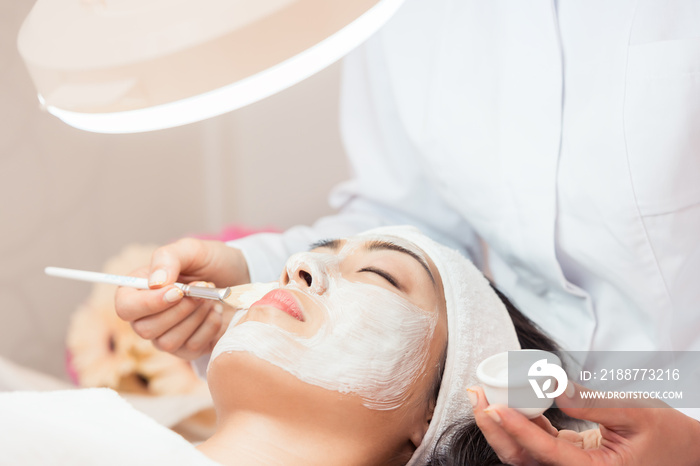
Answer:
[
  {"left": 359, "top": 267, "right": 400, "bottom": 289},
  {"left": 305, "top": 240, "right": 405, "bottom": 291}
]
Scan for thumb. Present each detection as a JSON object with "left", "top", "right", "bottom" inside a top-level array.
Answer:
[
  {"left": 147, "top": 240, "right": 197, "bottom": 288},
  {"left": 147, "top": 237, "right": 214, "bottom": 288}
]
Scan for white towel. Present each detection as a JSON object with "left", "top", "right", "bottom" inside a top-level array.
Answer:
[
  {"left": 0, "top": 388, "right": 220, "bottom": 466},
  {"left": 357, "top": 226, "right": 521, "bottom": 465}
]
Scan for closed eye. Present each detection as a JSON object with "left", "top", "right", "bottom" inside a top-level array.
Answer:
[{"left": 359, "top": 267, "right": 400, "bottom": 289}]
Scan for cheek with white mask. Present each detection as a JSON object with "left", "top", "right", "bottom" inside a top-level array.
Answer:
[{"left": 210, "top": 251, "right": 438, "bottom": 411}]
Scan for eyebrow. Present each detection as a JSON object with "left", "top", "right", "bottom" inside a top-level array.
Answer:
[
  {"left": 309, "top": 238, "right": 436, "bottom": 285},
  {"left": 309, "top": 238, "right": 342, "bottom": 250}
]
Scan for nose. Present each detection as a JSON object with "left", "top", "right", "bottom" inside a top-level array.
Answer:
[{"left": 280, "top": 252, "right": 331, "bottom": 295}]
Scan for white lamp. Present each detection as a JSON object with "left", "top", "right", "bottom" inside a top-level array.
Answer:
[{"left": 17, "top": 0, "right": 404, "bottom": 134}]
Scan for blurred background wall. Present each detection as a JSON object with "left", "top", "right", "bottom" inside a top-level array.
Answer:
[{"left": 0, "top": 1, "right": 349, "bottom": 380}]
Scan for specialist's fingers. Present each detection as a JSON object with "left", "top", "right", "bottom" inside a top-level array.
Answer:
[
  {"left": 469, "top": 386, "right": 539, "bottom": 466},
  {"left": 469, "top": 386, "right": 558, "bottom": 435},
  {"left": 116, "top": 274, "right": 224, "bottom": 358},
  {"left": 128, "top": 281, "right": 214, "bottom": 340},
  {"left": 553, "top": 382, "right": 700, "bottom": 464},
  {"left": 554, "top": 381, "right": 665, "bottom": 430},
  {"left": 115, "top": 283, "right": 185, "bottom": 322},
  {"left": 147, "top": 238, "right": 208, "bottom": 288},
  {"left": 114, "top": 265, "right": 185, "bottom": 322},
  {"left": 152, "top": 299, "right": 223, "bottom": 358},
  {"left": 555, "top": 429, "right": 586, "bottom": 449},
  {"left": 129, "top": 294, "right": 200, "bottom": 340},
  {"left": 149, "top": 238, "right": 252, "bottom": 288},
  {"left": 483, "top": 404, "right": 592, "bottom": 466},
  {"left": 171, "top": 304, "right": 224, "bottom": 360},
  {"left": 528, "top": 412, "right": 560, "bottom": 437},
  {"left": 576, "top": 429, "right": 604, "bottom": 450}
]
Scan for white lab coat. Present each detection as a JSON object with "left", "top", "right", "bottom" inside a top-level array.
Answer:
[{"left": 232, "top": 0, "right": 700, "bottom": 362}]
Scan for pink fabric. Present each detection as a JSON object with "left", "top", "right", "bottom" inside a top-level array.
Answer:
[
  {"left": 65, "top": 349, "right": 80, "bottom": 386},
  {"left": 192, "top": 224, "right": 279, "bottom": 242}
]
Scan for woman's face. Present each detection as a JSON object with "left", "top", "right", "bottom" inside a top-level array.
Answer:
[{"left": 210, "top": 234, "right": 447, "bottom": 412}]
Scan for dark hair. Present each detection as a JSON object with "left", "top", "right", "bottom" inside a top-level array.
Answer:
[{"left": 426, "top": 285, "right": 574, "bottom": 466}]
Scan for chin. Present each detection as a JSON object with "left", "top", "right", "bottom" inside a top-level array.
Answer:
[
  {"left": 206, "top": 350, "right": 428, "bottom": 466},
  {"left": 209, "top": 351, "right": 351, "bottom": 413},
  {"left": 210, "top": 350, "right": 412, "bottom": 430}
]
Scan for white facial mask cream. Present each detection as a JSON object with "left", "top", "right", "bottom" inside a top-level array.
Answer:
[
  {"left": 223, "top": 281, "right": 279, "bottom": 309},
  {"left": 210, "top": 238, "right": 439, "bottom": 410}
]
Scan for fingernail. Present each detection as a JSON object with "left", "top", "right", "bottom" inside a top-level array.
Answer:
[
  {"left": 164, "top": 287, "right": 184, "bottom": 303},
  {"left": 213, "top": 303, "right": 223, "bottom": 314},
  {"left": 466, "top": 388, "right": 478, "bottom": 407},
  {"left": 484, "top": 407, "right": 502, "bottom": 424},
  {"left": 565, "top": 380, "right": 575, "bottom": 398},
  {"left": 149, "top": 269, "right": 167, "bottom": 287}
]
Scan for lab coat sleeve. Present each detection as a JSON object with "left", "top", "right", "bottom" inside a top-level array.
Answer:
[{"left": 228, "top": 41, "right": 481, "bottom": 283}]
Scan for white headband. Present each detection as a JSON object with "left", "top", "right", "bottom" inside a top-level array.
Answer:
[{"left": 358, "top": 226, "right": 520, "bottom": 465}]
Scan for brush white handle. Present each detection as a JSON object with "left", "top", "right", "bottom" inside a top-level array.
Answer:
[
  {"left": 45, "top": 266, "right": 149, "bottom": 289},
  {"left": 44, "top": 266, "right": 230, "bottom": 301}
]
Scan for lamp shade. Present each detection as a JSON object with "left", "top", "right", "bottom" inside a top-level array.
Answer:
[{"left": 17, "top": 0, "right": 404, "bottom": 133}]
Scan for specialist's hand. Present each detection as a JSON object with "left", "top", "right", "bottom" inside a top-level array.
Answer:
[
  {"left": 115, "top": 238, "right": 250, "bottom": 360},
  {"left": 469, "top": 383, "right": 700, "bottom": 466}
]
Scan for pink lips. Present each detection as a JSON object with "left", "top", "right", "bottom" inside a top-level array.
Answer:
[{"left": 251, "top": 289, "right": 305, "bottom": 322}]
